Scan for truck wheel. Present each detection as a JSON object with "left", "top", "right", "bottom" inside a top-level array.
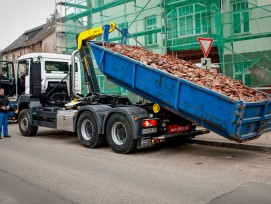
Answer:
[
  {"left": 77, "top": 112, "right": 106, "bottom": 148},
  {"left": 106, "top": 113, "right": 137, "bottom": 154},
  {"left": 18, "top": 109, "right": 38, "bottom": 136}
]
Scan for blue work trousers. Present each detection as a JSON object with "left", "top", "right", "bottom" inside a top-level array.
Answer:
[{"left": 0, "top": 112, "right": 9, "bottom": 136}]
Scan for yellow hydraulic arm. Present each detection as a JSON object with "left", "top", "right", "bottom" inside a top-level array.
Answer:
[
  {"left": 76, "top": 22, "right": 116, "bottom": 93},
  {"left": 77, "top": 22, "right": 116, "bottom": 51}
]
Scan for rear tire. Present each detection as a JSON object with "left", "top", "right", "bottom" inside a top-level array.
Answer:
[
  {"left": 77, "top": 112, "right": 106, "bottom": 148},
  {"left": 106, "top": 113, "right": 137, "bottom": 154},
  {"left": 18, "top": 109, "right": 38, "bottom": 136}
]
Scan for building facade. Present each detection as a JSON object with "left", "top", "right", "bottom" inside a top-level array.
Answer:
[
  {"left": 0, "top": 20, "right": 66, "bottom": 64},
  {"left": 65, "top": 0, "right": 271, "bottom": 95}
]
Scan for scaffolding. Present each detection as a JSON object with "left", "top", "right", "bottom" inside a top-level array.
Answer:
[
  {"left": 222, "top": 3, "right": 271, "bottom": 87},
  {"left": 55, "top": 0, "right": 67, "bottom": 54},
  {"left": 166, "top": 0, "right": 271, "bottom": 88},
  {"left": 65, "top": 0, "right": 271, "bottom": 99},
  {"left": 65, "top": 0, "right": 165, "bottom": 102}
]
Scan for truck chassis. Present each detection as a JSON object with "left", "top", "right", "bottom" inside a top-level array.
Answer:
[{"left": 17, "top": 23, "right": 209, "bottom": 154}]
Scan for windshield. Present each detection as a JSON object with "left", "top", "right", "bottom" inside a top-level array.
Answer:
[
  {"left": 0, "top": 61, "right": 14, "bottom": 79},
  {"left": 45, "top": 61, "right": 69, "bottom": 72},
  {"left": 45, "top": 61, "right": 78, "bottom": 72}
]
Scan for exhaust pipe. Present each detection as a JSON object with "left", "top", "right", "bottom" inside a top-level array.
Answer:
[{"left": 71, "top": 50, "right": 81, "bottom": 99}]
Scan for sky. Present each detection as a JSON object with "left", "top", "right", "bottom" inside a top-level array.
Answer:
[{"left": 0, "top": 0, "right": 56, "bottom": 51}]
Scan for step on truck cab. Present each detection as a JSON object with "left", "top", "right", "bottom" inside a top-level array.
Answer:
[{"left": 17, "top": 23, "right": 210, "bottom": 154}]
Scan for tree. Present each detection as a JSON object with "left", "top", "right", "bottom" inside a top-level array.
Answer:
[{"left": 46, "top": 9, "right": 60, "bottom": 22}]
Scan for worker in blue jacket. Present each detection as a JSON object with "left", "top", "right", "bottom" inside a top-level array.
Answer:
[{"left": 0, "top": 88, "right": 11, "bottom": 138}]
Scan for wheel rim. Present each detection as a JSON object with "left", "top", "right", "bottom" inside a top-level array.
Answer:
[
  {"left": 21, "top": 115, "right": 29, "bottom": 131},
  {"left": 111, "top": 122, "right": 127, "bottom": 145},
  {"left": 81, "top": 119, "right": 93, "bottom": 141}
]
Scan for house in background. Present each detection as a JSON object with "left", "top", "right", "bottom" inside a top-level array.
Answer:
[{"left": 0, "top": 18, "right": 66, "bottom": 64}]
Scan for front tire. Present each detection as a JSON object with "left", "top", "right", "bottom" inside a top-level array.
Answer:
[
  {"left": 18, "top": 109, "right": 38, "bottom": 136},
  {"left": 106, "top": 113, "right": 137, "bottom": 154},
  {"left": 77, "top": 112, "right": 106, "bottom": 148}
]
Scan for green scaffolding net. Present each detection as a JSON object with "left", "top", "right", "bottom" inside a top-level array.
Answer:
[
  {"left": 65, "top": 0, "right": 271, "bottom": 101},
  {"left": 222, "top": 3, "right": 271, "bottom": 87},
  {"left": 165, "top": 0, "right": 271, "bottom": 88},
  {"left": 66, "top": 0, "right": 165, "bottom": 103}
]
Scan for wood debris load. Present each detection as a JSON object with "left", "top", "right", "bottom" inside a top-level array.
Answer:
[{"left": 107, "top": 44, "right": 270, "bottom": 102}]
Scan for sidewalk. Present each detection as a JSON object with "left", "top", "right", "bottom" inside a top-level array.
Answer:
[{"left": 190, "top": 131, "right": 271, "bottom": 153}]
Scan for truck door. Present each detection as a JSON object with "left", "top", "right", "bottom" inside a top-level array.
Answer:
[
  {"left": 0, "top": 60, "right": 15, "bottom": 96},
  {"left": 30, "top": 60, "right": 41, "bottom": 96}
]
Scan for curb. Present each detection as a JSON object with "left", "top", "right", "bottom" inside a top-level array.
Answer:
[{"left": 188, "top": 139, "right": 271, "bottom": 153}]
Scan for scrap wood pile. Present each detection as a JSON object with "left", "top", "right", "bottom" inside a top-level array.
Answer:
[{"left": 107, "top": 44, "right": 270, "bottom": 102}]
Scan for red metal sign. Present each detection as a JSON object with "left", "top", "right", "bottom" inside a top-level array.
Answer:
[
  {"left": 168, "top": 124, "right": 191, "bottom": 134},
  {"left": 197, "top": 37, "right": 214, "bottom": 58}
]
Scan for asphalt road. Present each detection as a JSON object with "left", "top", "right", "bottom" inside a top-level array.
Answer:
[{"left": 0, "top": 123, "right": 271, "bottom": 204}]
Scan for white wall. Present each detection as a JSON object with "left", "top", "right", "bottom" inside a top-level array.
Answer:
[
  {"left": 223, "top": 0, "right": 271, "bottom": 55},
  {"left": 42, "top": 32, "right": 56, "bottom": 53}
]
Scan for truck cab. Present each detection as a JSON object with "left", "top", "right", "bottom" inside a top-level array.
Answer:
[{"left": 16, "top": 53, "right": 81, "bottom": 111}]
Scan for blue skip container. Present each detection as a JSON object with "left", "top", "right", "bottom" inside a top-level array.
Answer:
[{"left": 90, "top": 42, "right": 271, "bottom": 142}]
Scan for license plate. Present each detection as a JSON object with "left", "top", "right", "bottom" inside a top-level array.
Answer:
[
  {"left": 142, "top": 127, "right": 157, "bottom": 135},
  {"left": 168, "top": 124, "right": 191, "bottom": 134},
  {"left": 140, "top": 138, "right": 152, "bottom": 148}
]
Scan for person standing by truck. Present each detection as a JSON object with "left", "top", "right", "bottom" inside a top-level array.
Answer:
[{"left": 0, "top": 88, "right": 11, "bottom": 138}]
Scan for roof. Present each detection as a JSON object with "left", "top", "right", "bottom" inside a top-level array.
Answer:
[
  {"left": 17, "top": 53, "right": 79, "bottom": 61},
  {"left": 18, "top": 52, "right": 79, "bottom": 61},
  {"left": 0, "top": 20, "right": 58, "bottom": 54}
]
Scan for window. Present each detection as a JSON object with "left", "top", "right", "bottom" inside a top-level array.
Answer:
[
  {"left": 210, "top": 4, "right": 220, "bottom": 34},
  {"left": 97, "top": 75, "right": 105, "bottom": 93},
  {"left": 45, "top": 61, "right": 69, "bottom": 72},
  {"left": 96, "top": 0, "right": 104, "bottom": 7},
  {"left": 167, "top": 3, "right": 207, "bottom": 39},
  {"left": 0, "top": 61, "right": 14, "bottom": 80},
  {"left": 178, "top": 5, "right": 193, "bottom": 36},
  {"left": 145, "top": 16, "right": 157, "bottom": 46},
  {"left": 17, "top": 60, "right": 30, "bottom": 94},
  {"left": 118, "top": 22, "right": 128, "bottom": 36},
  {"left": 97, "top": 75, "right": 128, "bottom": 95},
  {"left": 167, "top": 10, "right": 178, "bottom": 39},
  {"left": 234, "top": 62, "right": 251, "bottom": 86},
  {"left": 232, "top": 0, "right": 250, "bottom": 34},
  {"left": 18, "top": 60, "right": 29, "bottom": 77}
]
